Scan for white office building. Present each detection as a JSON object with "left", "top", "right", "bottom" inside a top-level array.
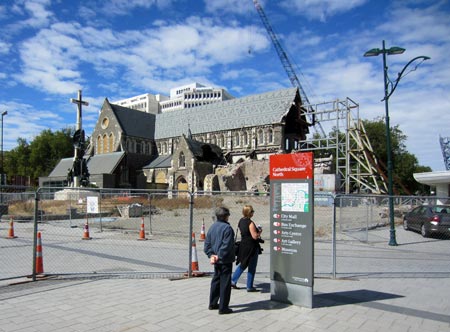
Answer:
[
  {"left": 160, "top": 83, "right": 234, "bottom": 112},
  {"left": 112, "top": 93, "right": 169, "bottom": 115},
  {"left": 112, "top": 83, "right": 234, "bottom": 114}
]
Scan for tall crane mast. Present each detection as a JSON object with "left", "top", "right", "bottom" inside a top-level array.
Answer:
[{"left": 253, "top": 0, "right": 326, "bottom": 137}]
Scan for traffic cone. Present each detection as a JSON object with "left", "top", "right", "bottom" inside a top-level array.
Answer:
[
  {"left": 82, "top": 220, "right": 91, "bottom": 240},
  {"left": 35, "top": 231, "right": 44, "bottom": 274},
  {"left": 7, "top": 218, "right": 17, "bottom": 239},
  {"left": 199, "top": 219, "right": 206, "bottom": 241},
  {"left": 190, "top": 232, "right": 205, "bottom": 277},
  {"left": 138, "top": 217, "right": 147, "bottom": 240}
]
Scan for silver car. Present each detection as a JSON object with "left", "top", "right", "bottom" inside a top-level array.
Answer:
[{"left": 403, "top": 205, "right": 450, "bottom": 238}]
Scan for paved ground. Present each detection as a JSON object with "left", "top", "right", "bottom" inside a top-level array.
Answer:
[{"left": 1, "top": 272, "right": 449, "bottom": 332}]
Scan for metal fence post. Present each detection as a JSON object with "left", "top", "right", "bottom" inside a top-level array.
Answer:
[
  {"left": 188, "top": 191, "right": 194, "bottom": 277},
  {"left": 332, "top": 194, "right": 337, "bottom": 279},
  {"left": 147, "top": 193, "right": 153, "bottom": 235},
  {"left": 32, "top": 190, "right": 39, "bottom": 281}
]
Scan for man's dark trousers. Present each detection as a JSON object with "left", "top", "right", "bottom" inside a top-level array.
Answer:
[{"left": 210, "top": 263, "right": 232, "bottom": 311}]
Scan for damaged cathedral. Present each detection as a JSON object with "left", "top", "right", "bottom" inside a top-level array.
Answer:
[{"left": 41, "top": 84, "right": 311, "bottom": 193}]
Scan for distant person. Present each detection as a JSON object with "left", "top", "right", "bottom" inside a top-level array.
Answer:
[
  {"left": 232, "top": 205, "right": 263, "bottom": 292},
  {"left": 204, "top": 206, "right": 235, "bottom": 314}
]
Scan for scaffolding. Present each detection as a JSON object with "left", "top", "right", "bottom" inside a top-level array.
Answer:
[{"left": 299, "top": 98, "right": 388, "bottom": 194}]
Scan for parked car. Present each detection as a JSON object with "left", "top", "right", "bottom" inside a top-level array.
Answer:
[{"left": 403, "top": 205, "right": 450, "bottom": 238}]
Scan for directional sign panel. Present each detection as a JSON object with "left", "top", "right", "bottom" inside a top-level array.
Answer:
[{"left": 270, "top": 152, "right": 314, "bottom": 306}]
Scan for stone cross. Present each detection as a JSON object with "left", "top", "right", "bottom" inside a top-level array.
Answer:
[
  {"left": 70, "top": 90, "right": 89, "bottom": 132},
  {"left": 70, "top": 90, "right": 89, "bottom": 187}
]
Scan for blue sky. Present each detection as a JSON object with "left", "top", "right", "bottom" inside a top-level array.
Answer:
[{"left": 0, "top": 0, "right": 449, "bottom": 171}]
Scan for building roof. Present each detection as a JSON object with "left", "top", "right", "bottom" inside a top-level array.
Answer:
[
  {"left": 88, "top": 152, "right": 125, "bottom": 174},
  {"left": 108, "top": 100, "right": 156, "bottom": 139},
  {"left": 49, "top": 152, "right": 125, "bottom": 177},
  {"left": 184, "top": 136, "right": 223, "bottom": 161},
  {"left": 143, "top": 155, "right": 172, "bottom": 169},
  {"left": 154, "top": 87, "right": 299, "bottom": 139},
  {"left": 48, "top": 158, "right": 74, "bottom": 177},
  {"left": 414, "top": 171, "right": 450, "bottom": 185}
]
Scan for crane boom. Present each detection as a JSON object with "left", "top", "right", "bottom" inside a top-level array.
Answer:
[{"left": 253, "top": 0, "right": 326, "bottom": 137}]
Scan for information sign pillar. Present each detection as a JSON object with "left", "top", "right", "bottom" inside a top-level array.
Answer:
[{"left": 269, "top": 152, "right": 314, "bottom": 308}]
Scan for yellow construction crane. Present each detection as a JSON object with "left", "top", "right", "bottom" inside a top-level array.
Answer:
[{"left": 252, "top": 0, "right": 325, "bottom": 137}]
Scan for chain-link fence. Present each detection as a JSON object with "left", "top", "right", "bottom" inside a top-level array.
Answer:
[
  {"left": 1, "top": 188, "right": 449, "bottom": 281},
  {"left": 333, "top": 194, "right": 450, "bottom": 277}
]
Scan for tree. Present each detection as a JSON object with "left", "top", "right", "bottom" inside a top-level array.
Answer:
[
  {"left": 310, "top": 118, "right": 432, "bottom": 195},
  {"left": 362, "top": 118, "right": 431, "bottom": 195},
  {"left": 5, "top": 127, "right": 75, "bottom": 184}
]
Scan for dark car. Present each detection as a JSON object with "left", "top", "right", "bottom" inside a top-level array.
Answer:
[{"left": 403, "top": 205, "right": 450, "bottom": 238}]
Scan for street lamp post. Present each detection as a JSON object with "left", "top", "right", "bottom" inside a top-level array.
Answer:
[
  {"left": 364, "top": 40, "right": 430, "bottom": 246},
  {"left": 1, "top": 110, "right": 7, "bottom": 203}
]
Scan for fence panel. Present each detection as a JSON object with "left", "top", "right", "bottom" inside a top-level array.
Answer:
[
  {"left": 2, "top": 188, "right": 448, "bottom": 282},
  {"left": 314, "top": 193, "right": 335, "bottom": 276},
  {"left": 31, "top": 188, "right": 195, "bottom": 278},
  {"left": 193, "top": 191, "right": 271, "bottom": 276},
  {"left": 0, "top": 192, "right": 36, "bottom": 280},
  {"left": 334, "top": 194, "right": 450, "bottom": 277}
]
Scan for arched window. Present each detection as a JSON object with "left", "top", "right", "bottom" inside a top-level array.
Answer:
[
  {"left": 268, "top": 129, "right": 274, "bottom": 143},
  {"left": 102, "top": 134, "right": 108, "bottom": 153},
  {"left": 136, "top": 140, "right": 141, "bottom": 154},
  {"left": 221, "top": 134, "right": 226, "bottom": 148},
  {"left": 234, "top": 132, "right": 240, "bottom": 146},
  {"left": 218, "top": 134, "right": 224, "bottom": 147},
  {"left": 179, "top": 152, "right": 186, "bottom": 168},
  {"left": 109, "top": 134, "right": 114, "bottom": 152},
  {"left": 212, "top": 135, "right": 217, "bottom": 145},
  {"left": 97, "top": 135, "right": 102, "bottom": 154},
  {"left": 243, "top": 132, "right": 248, "bottom": 146},
  {"left": 258, "top": 129, "right": 264, "bottom": 145}
]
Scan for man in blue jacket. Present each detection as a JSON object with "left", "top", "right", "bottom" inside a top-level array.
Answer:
[{"left": 204, "top": 206, "right": 235, "bottom": 314}]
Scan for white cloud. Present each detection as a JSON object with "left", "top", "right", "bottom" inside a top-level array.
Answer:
[
  {"left": 280, "top": 0, "right": 369, "bottom": 21},
  {"left": 86, "top": 0, "right": 175, "bottom": 17},
  {"left": 379, "top": 2, "right": 450, "bottom": 44},
  {"left": 204, "top": 0, "right": 254, "bottom": 15},
  {"left": 0, "top": 100, "right": 65, "bottom": 149},
  {"left": 15, "top": 24, "right": 84, "bottom": 94},
  {"left": 9, "top": 0, "right": 54, "bottom": 29},
  {"left": 15, "top": 15, "right": 270, "bottom": 95},
  {"left": 0, "top": 40, "right": 10, "bottom": 54}
]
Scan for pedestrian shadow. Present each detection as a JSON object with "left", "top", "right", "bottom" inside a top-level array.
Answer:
[
  {"left": 230, "top": 286, "right": 403, "bottom": 312},
  {"left": 231, "top": 299, "right": 291, "bottom": 312},
  {"left": 314, "top": 289, "right": 403, "bottom": 308},
  {"left": 230, "top": 282, "right": 292, "bottom": 313}
]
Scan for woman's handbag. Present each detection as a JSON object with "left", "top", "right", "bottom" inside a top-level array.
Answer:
[
  {"left": 234, "top": 240, "right": 241, "bottom": 257},
  {"left": 234, "top": 225, "right": 240, "bottom": 257}
]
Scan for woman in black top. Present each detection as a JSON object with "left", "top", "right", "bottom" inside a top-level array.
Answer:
[{"left": 231, "top": 205, "right": 262, "bottom": 292}]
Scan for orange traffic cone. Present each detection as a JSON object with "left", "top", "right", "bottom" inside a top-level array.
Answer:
[
  {"left": 82, "top": 220, "right": 91, "bottom": 240},
  {"left": 138, "top": 217, "right": 147, "bottom": 240},
  {"left": 7, "top": 218, "right": 17, "bottom": 239},
  {"left": 190, "top": 232, "right": 204, "bottom": 277},
  {"left": 199, "top": 219, "right": 206, "bottom": 241},
  {"left": 35, "top": 231, "right": 44, "bottom": 274}
]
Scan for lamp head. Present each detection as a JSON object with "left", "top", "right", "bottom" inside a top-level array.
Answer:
[
  {"left": 364, "top": 48, "right": 381, "bottom": 57},
  {"left": 387, "top": 47, "right": 405, "bottom": 55},
  {"left": 364, "top": 46, "right": 406, "bottom": 57},
  {"left": 1, "top": 111, "right": 7, "bottom": 116}
]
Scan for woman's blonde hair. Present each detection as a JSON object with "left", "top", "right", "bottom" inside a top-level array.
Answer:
[{"left": 242, "top": 205, "right": 254, "bottom": 218}]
